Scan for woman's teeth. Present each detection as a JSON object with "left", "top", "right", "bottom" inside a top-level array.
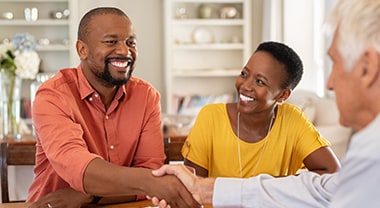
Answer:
[{"left": 240, "top": 94, "right": 255, "bottom": 102}]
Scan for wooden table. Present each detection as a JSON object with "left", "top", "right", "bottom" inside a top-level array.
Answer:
[
  {"left": 0, "top": 134, "right": 36, "bottom": 144},
  {"left": 0, "top": 200, "right": 212, "bottom": 207},
  {"left": 0, "top": 201, "right": 153, "bottom": 208}
]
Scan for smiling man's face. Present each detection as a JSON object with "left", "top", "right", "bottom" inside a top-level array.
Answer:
[{"left": 78, "top": 13, "right": 138, "bottom": 87}]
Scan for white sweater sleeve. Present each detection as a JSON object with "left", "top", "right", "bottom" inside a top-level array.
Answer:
[{"left": 213, "top": 172, "right": 337, "bottom": 208}]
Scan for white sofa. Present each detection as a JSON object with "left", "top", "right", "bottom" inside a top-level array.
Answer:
[{"left": 287, "top": 90, "right": 353, "bottom": 162}]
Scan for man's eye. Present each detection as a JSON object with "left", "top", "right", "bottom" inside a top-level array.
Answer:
[
  {"left": 240, "top": 71, "right": 246, "bottom": 77},
  {"left": 126, "top": 40, "right": 136, "bottom": 47},
  {"left": 103, "top": 40, "right": 117, "bottom": 45}
]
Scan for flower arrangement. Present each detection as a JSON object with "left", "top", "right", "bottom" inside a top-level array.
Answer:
[
  {"left": 0, "top": 33, "right": 40, "bottom": 79},
  {"left": 0, "top": 33, "right": 40, "bottom": 138}
]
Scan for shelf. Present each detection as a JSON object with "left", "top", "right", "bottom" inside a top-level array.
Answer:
[
  {"left": 172, "top": 19, "right": 244, "bottom": 25},
  {"left": 0, "top": 0, "right": 67, "bottom": 2},
  {"left": 0, "top": 0, "right": 77, "bottom": 77},
  {"left": 173, "top": 43, "right": 244, "bottom": 50},
  {"left": 173, "top": 69, "right": 240, "bottom": 77},
  {"left": 36, "top": 44, "right": 70, "bottom": 51},
  {"left": 164, "top": 0, "right": 251, "bottom": 113},
  {"left": 169, "top": 0, "right": 244, "bottom": 3},
  {"left": 0, "top": 19, "right": 69, "bottom": 26}
]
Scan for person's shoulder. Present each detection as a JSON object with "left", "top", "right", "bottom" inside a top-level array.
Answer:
[
  {"left": 277, "top": 103, "right": 308, "bottom": 122},
  {"left": 127, "top": 77, "right": 159, "bottom": 92},
  {"left": 279, "top": 102, "right": 303, "bottom": 115},
  {"left": 128, "top": 77, "right": 155, "bottom": 88},
  {"left": 200, "top": 103, "right": 226, "bottom": 114},
  {"left": 41, "top": 67, "right": 77, "bottom": 88},
  {"left": 125, "top": 77, "right": 161, "bottom": 101}
]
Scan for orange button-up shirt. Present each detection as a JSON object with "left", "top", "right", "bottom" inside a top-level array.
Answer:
[{"left": 27, "top": 65, "right": 165, "bottom": 201}]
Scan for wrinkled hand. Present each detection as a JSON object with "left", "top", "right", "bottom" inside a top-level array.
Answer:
[
  {"left": 151, "top": 164, "right": 203, "bottom": 207},
  {"left": 28, "top": 187, "right": 92, "bottom": 208}
]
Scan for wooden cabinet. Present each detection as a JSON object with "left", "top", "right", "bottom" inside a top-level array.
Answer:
[{"left": 164, "top": 0, "right": 252, "bottom": 114}]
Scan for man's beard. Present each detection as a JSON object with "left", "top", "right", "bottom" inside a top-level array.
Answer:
[{"left": 100, "top": 58, "right": 134, "bottom": 87}]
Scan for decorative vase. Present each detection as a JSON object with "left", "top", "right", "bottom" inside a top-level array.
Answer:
[
  {"left": 198, "top": 4, "right": 212, "bottom": 19},
  {"left": 0, "top": 69, "right": 22, "bottom": 139}
]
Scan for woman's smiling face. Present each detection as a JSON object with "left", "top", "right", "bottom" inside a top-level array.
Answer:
[{"left": 235, "top": 51, "right": 287, "bottom": 114}]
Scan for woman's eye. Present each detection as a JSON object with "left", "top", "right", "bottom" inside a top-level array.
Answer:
[
  {"left": 240, "top": 71, "right": 246, "bottom": 77},
  {"left": 256, "top": 79, "right": 265, "bottom": 85}
]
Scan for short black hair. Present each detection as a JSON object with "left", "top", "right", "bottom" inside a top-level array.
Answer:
[
  {"left": 255, "top": 41, "right": 303, "bottom": 90},
  {"left": 77, "top": 7, "right": 128, "bottom": 41}
]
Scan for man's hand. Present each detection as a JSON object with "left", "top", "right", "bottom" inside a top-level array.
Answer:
[
  {"left": 152, "top": 165, "right": 201, "bottom": 202},
  {"left": 28, "top": 188, "right": 92, "bottom": 208},
  {"left": 141, "top": 166, "right": 200, "bottom": 208},
  {"left": 151, "top": 164, "right": 215, "bottom": 207}
]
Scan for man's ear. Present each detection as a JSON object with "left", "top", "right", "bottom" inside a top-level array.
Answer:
[
  {"left": 361, "top": 47, "right": 380, "bottom": 88},
  {"left": 76, "top": 40, "right": 87, "bottom": 60}
]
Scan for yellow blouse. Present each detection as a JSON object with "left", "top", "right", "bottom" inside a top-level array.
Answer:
[{"left": 182, "top": 103, "right": 330, "bottom": 178}]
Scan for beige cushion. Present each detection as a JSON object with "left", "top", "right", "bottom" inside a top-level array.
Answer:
[{"left": 287, "top": 91, "right": 317, "bottom": 123}]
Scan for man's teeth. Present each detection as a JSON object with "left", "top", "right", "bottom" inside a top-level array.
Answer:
[
  {"left": 111, "top": 61, "right": 129, "bottom": 68},
  {"left": 240, "top": 94, "right": 255, "bottom": 102}
]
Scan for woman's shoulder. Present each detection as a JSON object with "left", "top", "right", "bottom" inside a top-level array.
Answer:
[
  {"left": 278, "top": 102, "right": 304, "bottom": 114},
  {"left": 277, "top": 103, "right": 310, "bottom": 122},
  {"left": 200, "top": 103, "right": 227, "bottom": 113}
]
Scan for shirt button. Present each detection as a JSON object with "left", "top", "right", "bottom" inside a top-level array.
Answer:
[
  {"left": 105, "top": 115, "right": 109, "bottom": 120},
  {"left": 88, "top": 97, "right": 93, "bottom": 102},
  {"left": 110, "top": 145, "right": 114, "bottom": 150},
  {"left": 94, "top": 94, "right": 99, "bottom": 98}
]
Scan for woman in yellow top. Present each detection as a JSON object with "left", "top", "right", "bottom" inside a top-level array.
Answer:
[{"left": 182, "top": 41, "right": 340, "bottom": 178}]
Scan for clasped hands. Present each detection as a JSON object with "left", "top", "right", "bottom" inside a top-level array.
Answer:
[{"left": 149, "top": 164, "right": 213, "bottom": 208}]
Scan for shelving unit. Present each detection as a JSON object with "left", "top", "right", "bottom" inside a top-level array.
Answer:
[
  {"left": 164, "top": 0, "right": 251, "bottom": 114},
  {"left": 0, "top": 0, "right": 79, "bottom": 120},
  {"left": 0, "top": 0, "right": 78, "bottom": 73}
]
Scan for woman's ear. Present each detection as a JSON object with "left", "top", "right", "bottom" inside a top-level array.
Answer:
[
  {"left": 76, "top": 40, "right": 87, "bottom": 60},
  {"left": 277, "top": 88, "right": 291, "bottom": 103},
  {"left": 360, "top": 47, "right": 380, "bottom": 88}
]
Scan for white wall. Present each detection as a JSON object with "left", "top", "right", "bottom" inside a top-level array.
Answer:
[
  {"left": 262, "top": 0, "right": 329, "bottom": 97},
  {"left": 282, "top": 0, "right": 327, "bottom": 96}
]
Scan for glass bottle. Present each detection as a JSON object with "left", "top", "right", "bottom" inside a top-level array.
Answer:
[{"left": 30, "top": 72, "right": 54, "bottom": 135}]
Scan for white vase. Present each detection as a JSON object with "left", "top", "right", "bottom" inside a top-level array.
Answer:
[
  {"left": 0, "top": 69, "right": 22, "bottom": 139},
  {"left": 198, "top": 4, "right": 212, "bottom": 19}
]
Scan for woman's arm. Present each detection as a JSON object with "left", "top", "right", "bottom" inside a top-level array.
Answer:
[
  {"left": 303, "top": 146, "right": 341, "bottom": 174},
  {"left": 184, "top": 158, "right": 208, "bottom": 177}
]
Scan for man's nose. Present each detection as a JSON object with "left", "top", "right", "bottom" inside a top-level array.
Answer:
[{"left": 115, "top": 41, "right": 132, "bottom": 56}]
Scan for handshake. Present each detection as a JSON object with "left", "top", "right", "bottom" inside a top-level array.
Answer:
[{"left": 149, "top": 164, "right": 214, "bottom": 208}]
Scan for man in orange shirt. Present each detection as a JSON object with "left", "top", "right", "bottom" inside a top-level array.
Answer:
[{"left": 27, "top": 7, "right": 198, "bottom": 208}]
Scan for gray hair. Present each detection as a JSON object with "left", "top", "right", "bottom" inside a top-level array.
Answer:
[{"left": 326, "top": 0, "right": 380, "bottom": 70}]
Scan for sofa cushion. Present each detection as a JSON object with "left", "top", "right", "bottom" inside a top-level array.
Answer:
[{"left": 287, "top": 91, "right": 317, "bottom": 123}]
